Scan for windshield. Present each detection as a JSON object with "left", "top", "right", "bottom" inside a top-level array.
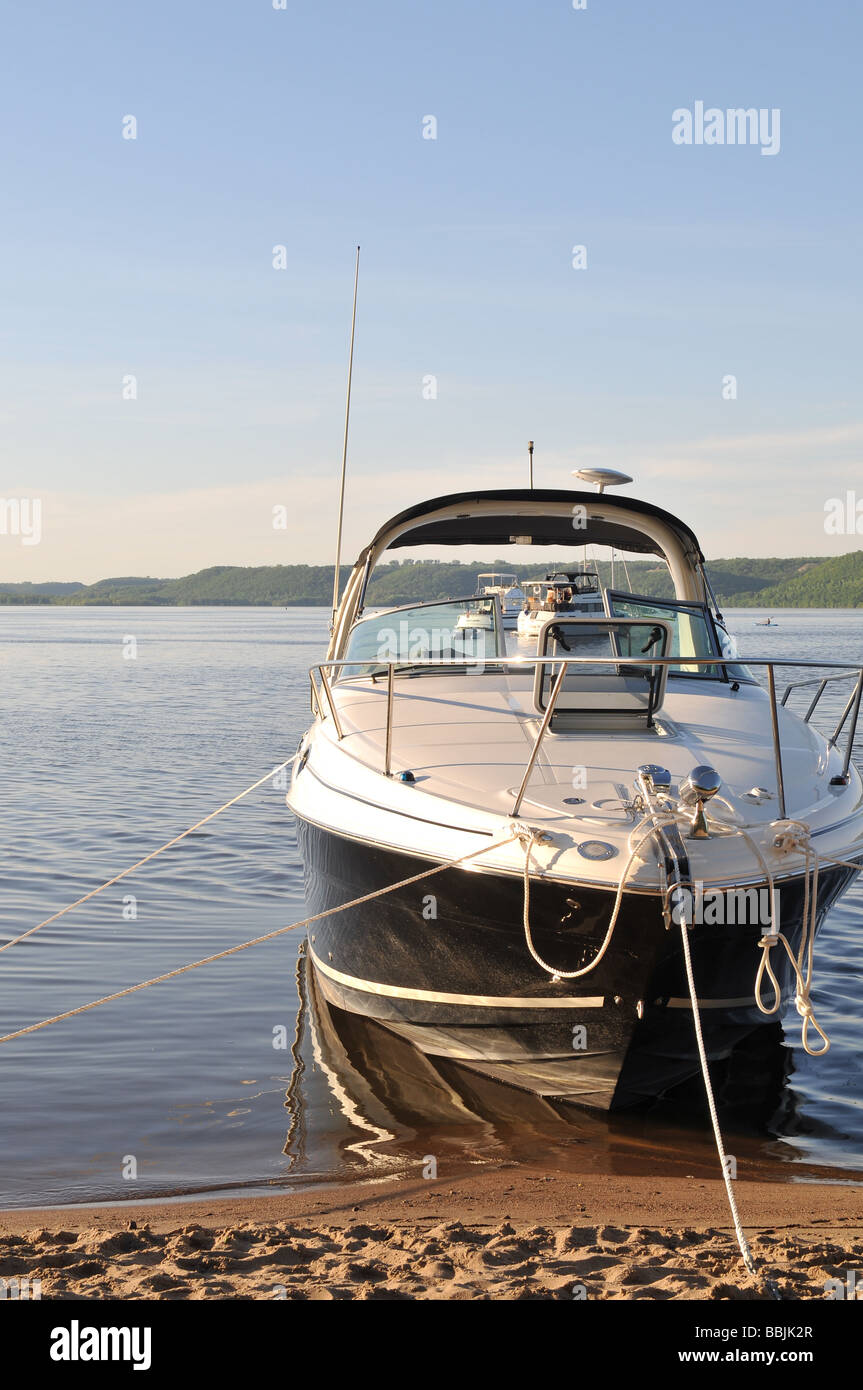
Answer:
[
  {"left": 572, "top": 574, "right": 600, "bottom": 595},
  {"left": 341, "top": 597, "right": 504, "bottom": 677}
]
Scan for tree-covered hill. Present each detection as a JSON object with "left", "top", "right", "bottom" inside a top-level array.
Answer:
[
  {"left": 1, "top": 554, "right": 860, "bottom": 606},
  {"left": 728, "top": 550, "right": 863, "bottom": 608}
]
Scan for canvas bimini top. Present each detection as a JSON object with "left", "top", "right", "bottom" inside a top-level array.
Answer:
[
  {"left": 370, "top": 488, "right": 705, "bottom": 560},
  {"left": 329, "top": 488, "right": 710, "bottom": 657}
]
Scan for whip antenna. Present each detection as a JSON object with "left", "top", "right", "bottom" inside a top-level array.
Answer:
[{"left": 331, "top": 245, "right": 361, "bottom": 628}]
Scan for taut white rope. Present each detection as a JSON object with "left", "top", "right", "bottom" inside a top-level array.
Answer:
[
  {"left": 0, "top": 758, "right": 297, "bottom": 956},
  {"left": 0, "top": 833, "right": 520, "bottom": 1045},
  {"left": 678, "top": 903, "right": 779, "bottom": 1297}
]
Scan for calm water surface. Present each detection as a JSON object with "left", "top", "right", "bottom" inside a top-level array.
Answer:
[{"left": 1, "top": 605, "right": 862, "bottom": 1208}]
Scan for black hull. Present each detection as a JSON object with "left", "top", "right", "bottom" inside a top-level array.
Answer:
[{"left": 297, "top": 818, "right": 855, "bottom": 1111}]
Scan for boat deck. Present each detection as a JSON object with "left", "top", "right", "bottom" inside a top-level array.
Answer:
[{"left": 288, "top": 669, "right": 860, "bottom": 890}]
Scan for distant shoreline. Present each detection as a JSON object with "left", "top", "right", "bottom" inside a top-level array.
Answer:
[
  {"left": 0, "top": 599, "right": 860, "bottom": 609},
  {"left": 1, "top": 552, "right": 861, "bottom": 608}
]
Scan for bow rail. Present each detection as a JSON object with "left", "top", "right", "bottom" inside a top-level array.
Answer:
[{"left": 309, "top": 655, "right": 863, "bottom": 821}]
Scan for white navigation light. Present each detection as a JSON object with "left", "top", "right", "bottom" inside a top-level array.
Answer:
[
  {"left": 572, "top": 468, "right": 633, "bottom": 493},
  {"left": 679, "top": 765, "right": 722, "bottom": 806}
]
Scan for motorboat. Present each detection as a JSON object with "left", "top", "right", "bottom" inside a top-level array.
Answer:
[
  {"left": 452, "top": 595, "right": 496, "bottom": 632},
  {"left": 286, "top": 476, "right": 863, "bottom": 1111},
  {"left": 517, "top": 569, "right": 604, "bottom": 638},
  {"left": 457, "top": 573, "right": 525, "bottom": 632}
]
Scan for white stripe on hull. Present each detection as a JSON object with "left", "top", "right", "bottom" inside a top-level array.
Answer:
[
  {"left": 311, "top": 950, "right": 763, "bottom": 1013},
  {"left": 309, "top": 947, "right": 605, "bottom": 1009}
]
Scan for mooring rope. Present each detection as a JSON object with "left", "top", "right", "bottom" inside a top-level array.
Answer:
[
  {"left": 678, "top": 904, "right": 780, "bottom": 1299},
  {"left": 515, "top": 796, "right": 860, "bottom": 1296},
  {"left": 662, "top": 806, "right": 862, "bottom": 1294},
  {"left": 0, "top": 757, "right": 297, "bottom": 956},
  {"left": 516, "top": 818, "right": 676, "bottom": 981},
  {"left": 0, "top": 833, "right": 520, "bottom": 1045},
  {"left": 729, "top": 816, "right": 863, "bottom": 1056},
  {"left": 648, "top": 798, "right": 781, "bottom": 1298},
  {"left": 515, "top": 807, "right": 780, "bottom": 1294},
  {"left": 7, "top": 745, "right": 861, "bottom": 1297}
]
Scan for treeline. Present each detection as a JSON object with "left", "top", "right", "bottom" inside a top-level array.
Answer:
[{"left": 2, "top": 553, "right": 862, "bottom": 607}]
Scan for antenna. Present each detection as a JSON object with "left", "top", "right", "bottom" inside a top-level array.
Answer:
[
  {"left": 528, "top": 440, "right": 534, "bottom": 488},
  {"left": 331, "top": 245, "right": 361, "bottom": 628},
  {"left": 572, "top": 467, "right": 633, "bottom": 494},
  {"left": 572, "top": 467, "right": 632, "bottom": 591}
]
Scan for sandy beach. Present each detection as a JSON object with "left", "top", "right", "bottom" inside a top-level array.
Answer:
[{"left": 3, "top": 1165, "right": 862, "bottom": 1301}]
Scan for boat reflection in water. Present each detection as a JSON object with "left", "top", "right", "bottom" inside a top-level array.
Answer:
[{"left": 283, "top": 945, "right": 818, "bottom": 1185}]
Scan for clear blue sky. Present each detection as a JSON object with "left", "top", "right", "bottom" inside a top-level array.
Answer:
[{"left": 2, "top": 0, "right": 861, "bottom": 579}]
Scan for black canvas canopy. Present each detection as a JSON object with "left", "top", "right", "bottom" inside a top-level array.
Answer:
[{"left": 367, "top": 489, "right": 705, "bottom": 563}]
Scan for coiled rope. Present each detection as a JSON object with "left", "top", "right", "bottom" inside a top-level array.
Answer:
[
  {"left": 516, "top": 788, "right": 862, "bottom": 1056},
  {"left": 515, "top": 817, "right": 676, "bottom": 981},
  {"left": 724, "top": 816, "right": 863, "bottom": 1056}
]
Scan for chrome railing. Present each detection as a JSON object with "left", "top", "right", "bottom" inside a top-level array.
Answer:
[
  {"left": 308, "top": 655, "right": 863, "bottom": 822},
  {"left": 780, "top": 668, "right": 863, "bottom": 746}
]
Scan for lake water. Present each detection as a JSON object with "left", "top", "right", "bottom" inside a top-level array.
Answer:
[{"left": 1, "top": 605, "right": 862, "bottom": 1208}]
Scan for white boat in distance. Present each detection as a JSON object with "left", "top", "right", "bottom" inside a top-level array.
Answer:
[
  {"left": 455, "top": 572, "right": 525, "bottom": 632},
  {"left": 287, "top": 479, "right": 863, "bottom": 1111},
  {"left": 517, "top": 569, "right": 605, "bottom": 639}
]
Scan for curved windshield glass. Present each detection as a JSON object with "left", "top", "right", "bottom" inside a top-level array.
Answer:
[
  {"left": 339, "top": 598, "right": 503, "bottom": 678},
  {"left": 606, "top": 592, "right": 725, "bottom": 678}
]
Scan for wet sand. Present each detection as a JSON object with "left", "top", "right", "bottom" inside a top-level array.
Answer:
[{"left": 3, "top": 1164, "right": 862, "bottom": 1300}]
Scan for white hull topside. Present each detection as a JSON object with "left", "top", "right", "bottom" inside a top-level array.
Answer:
[{"left": 287, "top": 667, "right": 863, "bottom": 895}]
